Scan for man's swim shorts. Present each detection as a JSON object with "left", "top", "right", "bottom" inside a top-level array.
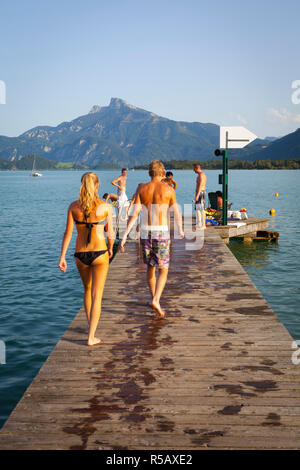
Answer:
[{"left": 141, "top": 228, "right": 170, "bottom": 268}]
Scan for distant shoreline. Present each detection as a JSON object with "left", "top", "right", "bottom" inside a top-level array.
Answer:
[
  {"left": 133, "top": 158, "right": 300, "bottom": 171},
  {"left": 1, "top": 154, "right": 299, "bottom": 171},
  {"left": 1, "top": 167, "right": 299, "bottom": 172}
]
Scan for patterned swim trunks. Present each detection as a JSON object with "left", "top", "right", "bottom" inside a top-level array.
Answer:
[{"left": 141, "top": 230, "right": 171, "bottom": 268}]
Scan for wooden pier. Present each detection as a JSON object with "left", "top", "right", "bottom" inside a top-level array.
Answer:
[
  {"left": 214, "top": 217, "right": 270, "bottom": 243},
  {"left": 0, "top": 228, "right": 299, "bottom": 450}
]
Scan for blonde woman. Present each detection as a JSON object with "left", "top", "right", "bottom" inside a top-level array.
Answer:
[{"left": 58, "top": 172, "right": 114, "bottom": 346}]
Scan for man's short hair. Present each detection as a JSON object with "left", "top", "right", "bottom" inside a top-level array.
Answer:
[
  {"left": 103, "top": 193, "right": 108, "bottom": 199},
  {"left": 166, "top": 171, "right": 173, "bottom": 177},
  {"left": 121, "top": 168, "right": 127, "bottom": 173},
  {"left": 193, "top": 163, "right": 201, "bottom": 169},
  {"left": 149, "top": 160, "right": 165, "bottom": 177}
]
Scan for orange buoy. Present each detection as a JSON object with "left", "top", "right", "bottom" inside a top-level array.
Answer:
[
  {"left": 275, "top": 193, "right": 279, "bottom": 197},
  {"left": 270, "top": 208, "right": 275, "bottom": 216}
]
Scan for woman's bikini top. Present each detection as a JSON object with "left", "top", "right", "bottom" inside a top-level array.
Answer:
[{"left": 74, "top": 213, "right": 107, "bottom": 246}]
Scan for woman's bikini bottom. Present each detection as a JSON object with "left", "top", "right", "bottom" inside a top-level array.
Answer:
[{"left": 74, "top": 250, "right": 108, "bottom": 266}]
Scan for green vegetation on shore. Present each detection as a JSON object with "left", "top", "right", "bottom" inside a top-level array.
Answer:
[
  {"left": 133, "top": 158, "right": 300, "bottom": 170},
  {"left": 1, "top": 154, "right": 300, "bottom": 171}
]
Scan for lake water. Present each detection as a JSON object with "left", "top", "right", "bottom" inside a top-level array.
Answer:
[{"left": 0, "top": 169, "right": 299, "bottom": 427}]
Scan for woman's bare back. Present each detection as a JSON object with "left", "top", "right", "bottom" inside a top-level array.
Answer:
[{"left": 71, "top": 200, "right": 110, "bottom": 252}]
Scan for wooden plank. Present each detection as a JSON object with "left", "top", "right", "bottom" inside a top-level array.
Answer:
[
  {"left": 213, "top": 217, "right": 270, "bottom": 239},
  {"left": 0, "top": 228, "right": 299, "bottom": 450}
]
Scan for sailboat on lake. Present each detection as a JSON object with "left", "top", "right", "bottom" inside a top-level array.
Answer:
[{"left": 29, "top": 156, "right": 42, "bottom": 177}]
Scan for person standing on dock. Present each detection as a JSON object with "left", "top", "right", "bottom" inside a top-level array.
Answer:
[
  {"left": 58, "top": 172, "right": 114, "bottom": 346},
  {"left": 193, "top": 163, "right": 207, "bottom": 230},
  {"left": 111, "top": 168, "right": 129, "bottom": 217},
  {"left": 119, "top": 160, "right": 184, "bottom": 317}
]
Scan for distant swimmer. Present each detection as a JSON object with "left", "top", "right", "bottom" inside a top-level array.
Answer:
[
  {"left": 193, "top": 163, "right": 207, "bottom": 230},
  {"left": 162, "top": 171, "right": 177, "bottom": 189},
  {"left": 120, "top": 160, "right": 184, "bottom": 317},
  {"left": 58, "top": 172, "right": 114, "bottom": 346},
  {"left": 111, "top": 168, "right": 128, "bottom": 214}
]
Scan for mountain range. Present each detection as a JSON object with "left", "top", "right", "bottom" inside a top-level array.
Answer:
[{"left": 0, "top": 98, "right": 299, "bottom": 167}]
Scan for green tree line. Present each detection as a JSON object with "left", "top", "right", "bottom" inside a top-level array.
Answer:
[
  {"left": 133, "top": 158, "right": 300, "bottom": 170},
  {"left": 1, "top": 154, "right": 300, "bottom": 171}
]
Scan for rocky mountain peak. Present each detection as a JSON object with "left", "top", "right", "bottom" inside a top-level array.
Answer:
[
  {"left": 89, "top": 105, "right": 101, "bottom": 114},
  {"left": 109, "top": 97, "right": 131, "bottom": 108}
]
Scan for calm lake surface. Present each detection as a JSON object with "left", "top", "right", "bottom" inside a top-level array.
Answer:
[{"left": 0, "top": 169, "right": 299, "bottom": 427}]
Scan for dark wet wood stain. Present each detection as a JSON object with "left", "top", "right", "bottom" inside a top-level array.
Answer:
[
  {"left": 262, "top": 412, "right": 282, "bottom": 427},
  {"left": 218, "top": 405, "right": 243, "bottom": 415}
]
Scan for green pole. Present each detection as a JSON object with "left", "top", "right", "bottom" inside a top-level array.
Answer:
[{"left": 222, "top": 149, "right": 228, "bottom": 225}]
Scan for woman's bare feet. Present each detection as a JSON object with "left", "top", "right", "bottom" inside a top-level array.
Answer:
[
  {"left": 87, "top": 337, "right": 102, "bottom": 346},
  {"left": 151, "top": 299, "right": 165, "bottom": 317}
]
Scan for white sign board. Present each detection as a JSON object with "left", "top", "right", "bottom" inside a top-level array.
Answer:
[{"left": 220, "top": 126, "right": 257, "bottom": 149}]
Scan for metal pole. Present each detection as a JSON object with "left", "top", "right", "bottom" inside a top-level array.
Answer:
[{"left": 222, "top": 133, "right": 229, "bottom": 225}]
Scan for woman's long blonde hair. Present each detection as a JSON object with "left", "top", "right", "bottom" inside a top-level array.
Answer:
[{"left": 79, "top": 172, "right": 100, "bottom": 217}]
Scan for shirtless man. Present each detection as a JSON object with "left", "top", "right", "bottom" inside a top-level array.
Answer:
[
  {"left": 193, "top": 163, "right": 207, "bottom": 229},
  {"left": 111, "top": 168, "right": 128, "bottom": 212},
  {"left": 120, "top": 160, "right": 184, "bottom": 317}
]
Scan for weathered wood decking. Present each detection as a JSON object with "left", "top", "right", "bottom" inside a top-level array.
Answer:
[
  {"left": 214, "top": 217, "right": 270, "bottom": 243},
  {"left": 1, "top": 228, "right": 300, "bottom": 450}
]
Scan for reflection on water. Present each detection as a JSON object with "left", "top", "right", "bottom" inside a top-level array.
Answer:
[
  {"left": 229, "top": 236, "right": 300, "bottom": 343},
  {"left": 229, "top": 239, "right": 279, "bottom": 270}
]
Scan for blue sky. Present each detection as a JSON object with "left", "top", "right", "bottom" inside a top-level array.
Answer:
[{"left": 0, "top": 0, "right": 299, "bottom": 138}]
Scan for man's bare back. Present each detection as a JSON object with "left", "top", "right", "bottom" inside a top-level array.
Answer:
[{"left": 135, "top": 180, "right": 176, "bottom": 228}]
